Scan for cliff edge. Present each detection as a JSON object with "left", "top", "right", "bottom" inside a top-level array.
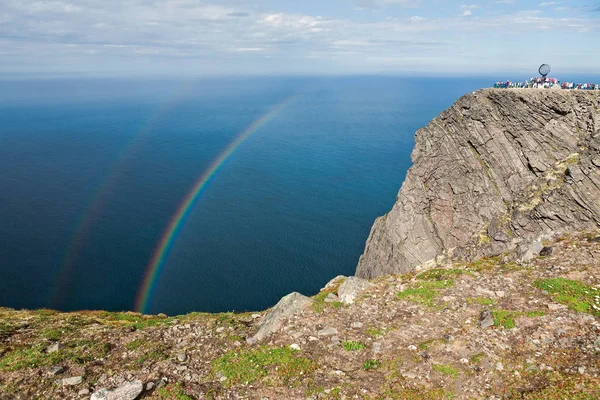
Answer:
[{"left": 357, "top": 89, "right": 600, "bottom": 278}]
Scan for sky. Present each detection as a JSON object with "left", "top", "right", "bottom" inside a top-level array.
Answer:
[{"left": 0, "top": 0, "right": 599, "bottom": 76}]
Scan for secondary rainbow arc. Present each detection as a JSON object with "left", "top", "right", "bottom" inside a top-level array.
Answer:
[{"left": 134, "top": 96, "right": 297, "bottom": 314}]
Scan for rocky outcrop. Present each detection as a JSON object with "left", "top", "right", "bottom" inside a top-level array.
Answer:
[
  {"left": 247, "top": 292, "right": 312, "bottom": 343},
  {"left": 357, "top": 89, "right": 600, "bottom": 278}
]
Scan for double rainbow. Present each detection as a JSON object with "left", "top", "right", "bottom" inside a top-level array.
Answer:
[{"left": 134, "top": 96, "right": 297, "bottom": 313}]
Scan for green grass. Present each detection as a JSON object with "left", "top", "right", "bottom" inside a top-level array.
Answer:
[
  {"left": 212, "top": 346, "right": 316, "bottom": 387},
  {"left": 467, "top": 297, "right": 496, "bottom": 306},
  {"left": 533, "top": 278, "right": 599, "bottom": 317},
  {"left": 505, "top": 371, "right": 600, "bottom": 399},
  {"left": 133, "top": 349, "right": 168, "bottom": 366},
  {"left": 432, "top": 364, "right": 459, "bottom": 378},
  {"left": 418, "top": 338, "right": 446, "bottom": 351},
  {"left": 383, "top": 387, "right": 453, "bottom": 400},
  {"left": 342, "top": 340, "right": 365, "bottom": 351},
  {"left": 416, "top": 268, "right": 473, "bottom": 281},
  {"left": 156, "top": 382, "right": 194, "bottom": 400},
  {"left": 98, "top": 312, "right": 174, "bottom": 329},
  {"left": 0, "top": 322, "right": 16, "bottom": 339},
  {"left": 125, "top": 339, "right": 144, "bottom": 351},
  {"left": 492, "top": 310, "right": 545, "bottom": 329},
  {"left": 0, "top": 340, "right": 111, "bottom": 371},
  {"left": 366, "top": 327, "right": 383, "bottom": 337},
  {"left": 41, "top": 329, "right": 63, "bottom": 340},
  {"left": 312, "top": 278, "right": 346, "bottom": 313},
  {"left": 396, "top": 280, "right": 454, "bottom": 307},
  {"left": 470, "top": 353, "right": 485, "bottom": 363},
  {"left": 363, "top": 359, "right": 382, "bottom": 370}
]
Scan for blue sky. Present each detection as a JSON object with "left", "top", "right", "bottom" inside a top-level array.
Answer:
[{"left": 1, "top": 0, "right": 598, "bottom": 76}]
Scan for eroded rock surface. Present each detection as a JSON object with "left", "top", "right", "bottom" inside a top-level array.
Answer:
[
  {"left": 357, "top": 89, "right": 600, "bottom": 278},
  {"left": 247, "top": 292, "right": 312, "bottom": 343}
]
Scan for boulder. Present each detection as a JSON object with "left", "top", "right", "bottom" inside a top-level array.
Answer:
[
  {"left": 90, "top": 381, "right": 143, "bottom": 400},
  {"left": 61, "top": 376, "right": 83, "bottom": 386},
  {"left": 338, "top": 277, "right": 374, "bottom": 304},
  {"left": 247, "top": 292, "right": 312, "bottom": 343}
]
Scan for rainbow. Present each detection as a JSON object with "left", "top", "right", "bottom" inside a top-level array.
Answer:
[
  {"left": 51, "top": 84, "right": 192, "bottom": 308},
  {"left": 134, "top": 96, "right": 297, "bottom": 313}
]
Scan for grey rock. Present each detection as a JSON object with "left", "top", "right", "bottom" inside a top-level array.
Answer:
[
  {"left": 90, "top": 381, "right": 143, "bottom": 400},
  {"left": 78, "top": 389, "right": 90, "bottom": 396},
  {"left": 48, "top": 365, "right": 65, "bottom": 376},
  {"left": 478, "top": 309, "right": 495, "bottom": 329},
  {"left": 317, "top": 327, "right": 338, "bottom": 336},
  {"left": 356, "top": 89, "right": 600, "bottom": 278},
  {"left": 61, "top": 376, "right": 83, "bottom": 386},
  {"left": 146, "top": 382, "right": 155, "bottom": 391},
  {"left": 47, "top": 343, "right": 61, "bottom": 353},
  {"left": 176, "top": 353, "right": 187, "bottom": 362},
  {"left": 539, "top": 246, "right": 554, "bottom": 256},
  {"left": 247, "top": 292, "right": 312, "bottom": 343},
  {"left": 324, "top": 293, "right": 339, "bottom": 303},
  {"left": 338, "top": 277, "right": 374, "bottom": 304}
]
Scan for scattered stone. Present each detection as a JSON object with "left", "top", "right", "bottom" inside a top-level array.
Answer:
[
  {"left": 478, "top": 309, "right": 495, "bottom": 329},
  {"left": 548, "top": 303, "right": 568, "bottom": 311},
  {"left": 47, "top": 343, "right": 60, "bottom": 353},
  {"left": 496, "top": 363, "right": 504, "bottom": 371},
  {"left": 247, "top": 292, "right": 312, "bottom": 343},
  {"left": 90, "top": 380, "right": 143, "bottom": 400},
  {"left": 402, "top": 372, "right": 418, "bottom": 379},
  {"left": 216, "top": 327, "right": 225, "bottom": 333},
  {"left": 539, "top": 246, "right": 554, "bottom": 256},
  {"left": 408, "top": 345, "right": 417, "bottom": 351},
  {"left": 476, "top": 288, "right": 497, "bottom": 298},
  {"left": 324, "top": 293, "right": 339, "bottom": 303},
  {"left": 48, "top": 365, "right": 65, "bottom": 376},
  {"left": 338, "top": 277, "right": 374, "bottom": 304},
  {"left": 177, "top": 353, "right": 187, "bottom": 362},
  {"left": 146, "top": 382, "right": 155, "bottom": 391},
  {"left": 317, "top": 327, "right": 338, "bottom": 336},
  {"left": 61, "top": 376, "right": 83, "bottom": 386},
  {"left": 157, "top": 313, "right": 167, "bottom": 318},
  {"left": 290, "top": 343, "right": 301, "bottom": 351},
  {"left": 78, "top": 388, "right": 90, "bottom": 396},
  {"left": 495, "top": 290, "right": 506, "bottom": 298},
  {"left": 579, "top": 366, "right": 586, "bottom": 374},
  {"left": 351, "top": 321, "right": 363, "bottom": 329},
  {"left": 460, "top": 358, "right": 469, "bottom": 364}
]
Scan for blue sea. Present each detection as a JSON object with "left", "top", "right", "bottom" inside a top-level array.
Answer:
[{"left": 0, "top": 76, "right": 500, "bottom": 315}]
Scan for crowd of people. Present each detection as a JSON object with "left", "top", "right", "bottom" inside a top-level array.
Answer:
[{"left": 493, "top": 77, "right": 599, "bottom": 90}]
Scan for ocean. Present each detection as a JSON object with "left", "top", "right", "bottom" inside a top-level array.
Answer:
[{"left": 0, "top": 76, "right": 501, "bottom": 315}]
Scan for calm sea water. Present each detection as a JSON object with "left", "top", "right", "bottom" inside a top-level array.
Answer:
[{"left": 0, "top": 76, "right": 495, "bottom": 315}]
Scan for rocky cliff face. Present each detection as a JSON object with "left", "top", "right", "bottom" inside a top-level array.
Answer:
[{"left": 357, "top": 89, "right": 600, "bottom": 278}]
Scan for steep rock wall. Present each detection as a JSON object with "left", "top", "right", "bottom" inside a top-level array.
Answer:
[{"left": 357, "top": 89, "right": 600, "bottom": 278}]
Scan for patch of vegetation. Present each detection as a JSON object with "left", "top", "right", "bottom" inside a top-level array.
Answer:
[
  {"left": 156, "top": 382, "right": 194, "bottom": 400},
  {"left": 312, "top": 278, "right": 346, "bottom": 313},
  {"left": 133, "top": 349, "right": 168, "bottom": 367},
  {"left": 125, "top": 339, "right": 144, "bottom": 351},
  {"left": 505, "top": 371, "right": 600, "bottom": 400},
  {"left": 383, "top": 386, "right": 453, "bottom": 400},
  {"left": 396, "top": 280, "right": 454, "bottom": 307},
  {"left": 416, "top": 268, "right": 473, "bottom": 282},
  {"left": 467, "top": 297, "right": 495, "bottom": 306},
  {"left": 342, "top": 340, "right": 365, "bottom": 351},
  {"left": 41, "top": 328, "right": 63, "bottom": 340},
  {"left": 98, "top": 312, "right": 174, "bottom": 329},
  {"left": 366, "top": 327, "right": 383, "bottom": 337},
  {"left": 492, "top": 310, "right": 545, "bottom": 329},
  {"left": 533, "top": 278, "right": 599, "bottom": 317},
  {"left": 0, "top": 322, "right": 16, "bottom": 339},
  {"left": 418, "top": 338, "right": 447, "bottom": 351},
  {"left": 212, "top": 346, "right": 316, "bottom": 387},
  {"left": 470, "top": 353, "right": 485, "bottom": 363},
  {"left": 363, "top": 359, "right": 381, "bottom": 370},
  {"left": 0, "top": 339, "right": 110, "bottom": 371},
  {"left": 432, "top": 363, "right": 459, "bottom": 378}
]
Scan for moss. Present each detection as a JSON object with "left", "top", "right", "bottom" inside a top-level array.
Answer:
[
  {"left": 312, "top": 278, "right": 346, "bottom": 313},
  {"left": 416, "top": 268, "right": 473, "bottom": 281},
  {"left": 533, "top": 278, "right": 599, "bottom": 316},
  {"left": 156, "top": 382, "right": 194, "bottom": 400},
  {"left": 505, "top": 371, "right": 600, "bottom": 400},
  {"left": 366, "top": 327, "right": 383, "bottom": 337},
  {"left": 212, "top": 346, "right": 316, "bottom": 388},
  {"left": 470, "top": 353, "right": 485, "bottom": 363},
  {"left": 98, "top": 312, "right": 174, "bottom": 330},
  {"left": 342, "top": 340, "right": 365, "bottom": 351},
  {"left": 41, "top": 329, "right": 63, "bottom": 340},
  {"left": 492, "top": 310, "right": 545, "bottom": 329},
  {"left": 363, "top": 359, "right": 381, "bottom": 370},
  {"left": 433, "top": 363, "right": 459, "bottom": 377},
  {"left": 125, "top": 339, "right": 144, "bottom": 351},
  {"left": 467, "top": 297, "right": 496, "bottom": 306},
  {"left": 0, "top": 339, "right": 110, "bottom": 371},
  {"left": 396, "top": 280, "right": 454, "bottom": 307}
]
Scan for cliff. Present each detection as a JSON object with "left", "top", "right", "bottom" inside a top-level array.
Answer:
[{"left": 357, "top": 89, "right": 600, "bottom": 279}]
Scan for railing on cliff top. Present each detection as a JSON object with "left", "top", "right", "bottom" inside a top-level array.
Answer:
[{"left": 494, "top": 78, "right": 600, "bottom": 90}]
